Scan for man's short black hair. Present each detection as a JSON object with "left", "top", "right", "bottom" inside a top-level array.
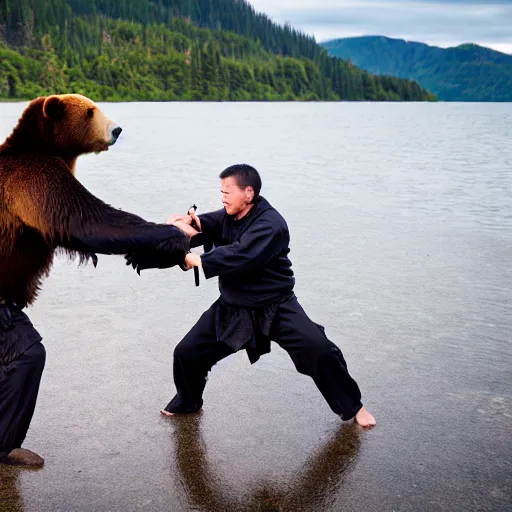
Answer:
[{"left": 219, "top": 164, "right": 262, "bottom": 200}]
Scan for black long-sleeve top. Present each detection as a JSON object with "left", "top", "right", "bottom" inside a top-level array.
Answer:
[{"left": 191, "top": 196, "right": 295, "bottom": 308}]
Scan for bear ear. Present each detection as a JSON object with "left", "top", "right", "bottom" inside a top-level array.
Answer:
[{"left": 43, "top": 96, "right": 65, "bottom": 121}]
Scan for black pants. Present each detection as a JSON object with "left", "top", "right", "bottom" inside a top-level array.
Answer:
[
  {"left": 0, "top": 342, "right": 46, "bottom": 456},
  {"left": 165, "top": 297, "right": 363, "bottom": 420}
]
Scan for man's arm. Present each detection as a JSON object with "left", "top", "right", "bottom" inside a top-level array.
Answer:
[{"left": 198, "top": 218, "right": 288, "bottom": 279}]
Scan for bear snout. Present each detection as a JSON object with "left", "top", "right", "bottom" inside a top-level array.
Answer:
[{"left": 110, "top": 126, "right": 122, "bottom": 144}]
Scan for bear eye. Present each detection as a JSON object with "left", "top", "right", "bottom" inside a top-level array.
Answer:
[{"left": 87, "top": 108, "right": 94, "bottom": 118}]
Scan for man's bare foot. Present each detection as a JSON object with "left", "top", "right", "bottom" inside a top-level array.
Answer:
[
  {"left": 355, "top": 407, "right": 376, "bottom": 428},
  {"left": 159, "top": 408, "right": 203, "bottom": 417},
  {"left": 1, "top": 448, "right": 44, "bottom": 467}
]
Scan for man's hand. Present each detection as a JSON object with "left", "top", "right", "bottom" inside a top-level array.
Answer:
[
  {"left": 188, "top": 210, "right": 202, "bottom": 232},
  {"left": 166, "top": 214, "right": 191, "bottom": 225},
  {"left": 172, "top": 220, "right": 200, "bottom": 238},
  {"left": 182, "top": 253, "right": 202, "bottom": 271},
  {"left": 166, "top": 213, "right": 201, "bottom": 238}
]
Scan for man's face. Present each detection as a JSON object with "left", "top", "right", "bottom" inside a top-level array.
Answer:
[{"left": 220, "top": 177, "right": 254, "bottom": 216}]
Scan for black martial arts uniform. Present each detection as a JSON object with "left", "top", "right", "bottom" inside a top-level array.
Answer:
[
  {"left": 0, "top": 304, "right": 45, "bottom": 458},
  {"left": 1, "top": 223, "right": 187, "bottom": 458},
  {"left": 164, "top": 196, "right": 364, "bottom": 420}
]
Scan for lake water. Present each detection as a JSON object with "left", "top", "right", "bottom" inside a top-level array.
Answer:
[{"left": 0, "top": 101, "right": 511, "bottom": 511}]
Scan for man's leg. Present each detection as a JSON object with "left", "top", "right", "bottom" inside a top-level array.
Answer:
[
  {"left": 0, "top": 342, "right": 46, "bottom": 465},
  {"left": 270, "top": 297, "right": 375, "bottom": 427},
  {"left": 162, "top": 304, "right": 235, "bottom": 415}
]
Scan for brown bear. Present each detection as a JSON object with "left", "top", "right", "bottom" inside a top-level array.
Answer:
[{"left": 0, "top": 94, "right": 188, "bottom": 466}]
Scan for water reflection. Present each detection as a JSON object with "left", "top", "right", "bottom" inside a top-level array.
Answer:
[
  {"left": 0, "top": 467, "right": 25, "bottom": 512},
  {"left": 172, "top": 415, "right": 361, "bottom": 512}
]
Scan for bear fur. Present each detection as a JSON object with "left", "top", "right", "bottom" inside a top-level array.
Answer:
[
  {"left": 0, "top": 94, "right": 189, "bottom": 463},
  {"left": 0, "top": 94, "right": 188, "bottom": 308}
]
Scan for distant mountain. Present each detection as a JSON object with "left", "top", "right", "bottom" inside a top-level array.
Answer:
[{"left": 321, "top": 36, "right": 512, "bottom": 101}]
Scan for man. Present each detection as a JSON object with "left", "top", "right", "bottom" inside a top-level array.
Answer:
[{"left": 129, "top": 164, "right": 376, "bottom": 427}]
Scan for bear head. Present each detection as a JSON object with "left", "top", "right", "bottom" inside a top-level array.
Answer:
[
  {"left": 41, "top": 94, "right": 122, "bottom": 155},
  {"left": 1, "top": 94, "right": 122, "bottom": 167}
]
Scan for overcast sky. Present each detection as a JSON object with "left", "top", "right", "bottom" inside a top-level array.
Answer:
[{"left": 247, "top": 0, "right": 512, "bottom": 54}]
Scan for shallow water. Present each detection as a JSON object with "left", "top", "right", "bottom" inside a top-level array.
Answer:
[{"left": 0, "top": 101, "right": 511, "bottom": 511}]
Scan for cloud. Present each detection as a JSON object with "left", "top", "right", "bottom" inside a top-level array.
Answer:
[{"left": 247, "top": 0, "right": 512, "bottom": 53}]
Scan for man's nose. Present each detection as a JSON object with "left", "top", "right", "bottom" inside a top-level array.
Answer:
[{"left": 112, "top": 126, "right": 122, "bottom": 140}]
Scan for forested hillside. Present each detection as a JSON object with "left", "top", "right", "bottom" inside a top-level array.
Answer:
[
  {"left": 0, "top": 1, "right": 435, "bottom": 101},
  {"left": 322, "top": 36, "right": 512, "bottom": 102}
]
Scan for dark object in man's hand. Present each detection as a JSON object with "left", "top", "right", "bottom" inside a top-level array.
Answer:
[
  {"left": 188, "top": 204, "right": 199, "bottom": 229},
  {"left": 187, "top": 205, "right": 200, "bottom": 287}
]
